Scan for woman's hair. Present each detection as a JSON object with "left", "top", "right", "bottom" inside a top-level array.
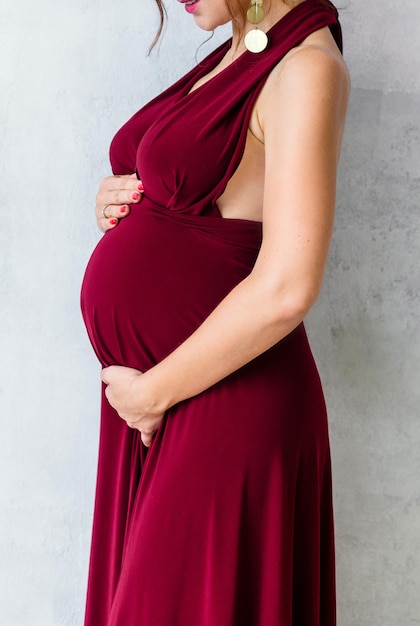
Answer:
[
  {"left": 149, "top": 0, "right": 330, "bottom": 51},
  {"left": 150, "top": 0, "right": 167, "bottom": 51}
]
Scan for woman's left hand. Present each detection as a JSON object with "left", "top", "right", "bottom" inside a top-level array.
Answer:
[{"left": 101, "top": 366, "right": 165, "bottom": 447}]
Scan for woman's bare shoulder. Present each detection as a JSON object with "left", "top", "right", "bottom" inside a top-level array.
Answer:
[
  {"left": 279, "top": 32, "right": 349, "bottom": 89},
  {"left": 255, "top": 27, "right": 350, "bottom": 133}
]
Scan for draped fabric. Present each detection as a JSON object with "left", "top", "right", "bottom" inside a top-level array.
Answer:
[{"left": 81, "top": 2, "right": 341, "bottom": 623}]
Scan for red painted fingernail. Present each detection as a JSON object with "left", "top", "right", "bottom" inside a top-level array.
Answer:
[
  {"left": 137, "top": 183, "right": 144, "bottom": 191},
  {"left": 120, "top": 206, "right": 127, "bottom": 213},
  {"left": 132, "top": 192, "right": 140, "bottom": 201},
  {"left": 110, "top": 219, "right": 118, "bottom": 225}
]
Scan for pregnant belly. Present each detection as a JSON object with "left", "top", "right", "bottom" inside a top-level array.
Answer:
[{"left": 80, "top": 200, "right": 261, "bottom": 369}]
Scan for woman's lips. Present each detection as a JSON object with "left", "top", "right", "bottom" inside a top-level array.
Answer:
[{"left": 179, "top": 0, "right": 200, "bottom": 14}]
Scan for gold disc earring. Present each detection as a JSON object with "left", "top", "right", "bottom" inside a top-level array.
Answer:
[{"left": 244, "top": 0, "right": 268, "bottom": 53}]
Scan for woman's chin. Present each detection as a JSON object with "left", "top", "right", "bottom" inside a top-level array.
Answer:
[{"left": 193, "top": 15, "right": 231, "bottom": 31}]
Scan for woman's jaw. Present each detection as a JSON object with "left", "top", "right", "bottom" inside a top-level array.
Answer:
[
  {"left": 177, "top": 0, "right": 292, "bottom": 40},
  {"left": 177, "top": 0, "right": 233, "bottom": 30}
]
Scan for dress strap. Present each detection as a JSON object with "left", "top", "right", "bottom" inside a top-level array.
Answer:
[{"left": 176, "top": 0, "right": 342, "bottom": 214}]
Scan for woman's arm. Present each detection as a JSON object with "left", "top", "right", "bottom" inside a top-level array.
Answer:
[{"left": 102, "top": 45, "right": 350, "bottom": 445}]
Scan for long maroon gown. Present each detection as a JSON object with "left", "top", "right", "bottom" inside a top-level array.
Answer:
[{"left": 80, "top": 1, "right": 342, "bottom": 624}]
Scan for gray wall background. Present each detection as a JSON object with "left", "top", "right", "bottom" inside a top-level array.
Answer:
[{"left": 1, "top": 0, "right": 418, "bottom": 624}]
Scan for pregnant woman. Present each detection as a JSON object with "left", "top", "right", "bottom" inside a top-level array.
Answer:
[{"left": 81, "top": 0, "right": 349, "bottom": 623}]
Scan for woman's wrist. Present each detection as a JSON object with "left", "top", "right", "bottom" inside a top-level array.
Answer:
[{"left": 139, "top": 366, "right": 173, "bottom": 416}]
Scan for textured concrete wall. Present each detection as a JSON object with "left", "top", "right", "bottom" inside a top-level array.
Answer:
[
  {"left": 306, "top": 2, "right": 420, "bottom": 623},
  {"left": 0, "top": 0, "right": 418, "bottom": 624}
]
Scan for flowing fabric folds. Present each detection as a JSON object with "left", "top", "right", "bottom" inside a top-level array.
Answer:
[{"left": 81, "top": 2, "right": 341, "bottom": 623}]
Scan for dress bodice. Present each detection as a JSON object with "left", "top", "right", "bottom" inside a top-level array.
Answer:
[{"left": 109, "top": 0, "right": 342, "bottom": 217}]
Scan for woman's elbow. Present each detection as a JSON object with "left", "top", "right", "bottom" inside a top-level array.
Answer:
[{"left": 271, "top": 283, "right": 321, "bottom": 326}]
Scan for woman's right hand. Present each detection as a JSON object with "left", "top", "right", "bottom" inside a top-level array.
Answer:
[{"left": 95, "top": 173, "right": 145, "bottom": 232}]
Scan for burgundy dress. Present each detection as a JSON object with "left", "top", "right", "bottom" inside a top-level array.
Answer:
[{"left": 81, "top": 1, "right": 342, "bottom": 624}]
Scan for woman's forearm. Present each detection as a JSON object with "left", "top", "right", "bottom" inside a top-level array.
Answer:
[{"left": 142, "top": 269, "right": 313, "bottom": 413}]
